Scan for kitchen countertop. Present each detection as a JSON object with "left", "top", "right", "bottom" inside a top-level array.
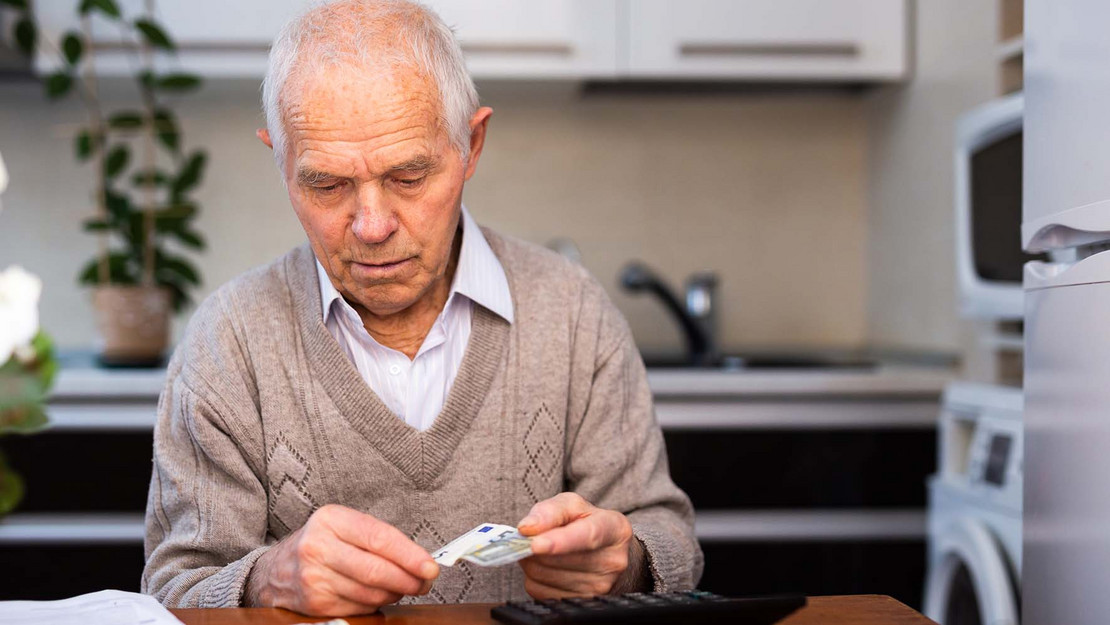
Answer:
[
  {"left": 51, "top": 350, "right": 955, "bottom": 400},
  {"left": 647, "top": 365, "right": 953, "bottom": 398}
]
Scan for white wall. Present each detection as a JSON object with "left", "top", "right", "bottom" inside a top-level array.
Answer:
[
  {"left": 865, "top": 0, "right": 998, "bottom": 352},
  {"left": 0, "top": 79, "right": 869, "bottom": 353}
]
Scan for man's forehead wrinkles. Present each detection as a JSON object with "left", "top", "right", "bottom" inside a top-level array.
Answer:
[{"left": 296, "top": 138, "right": 437, "bottom": 181}]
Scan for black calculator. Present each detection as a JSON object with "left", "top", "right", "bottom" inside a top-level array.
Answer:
[{"left": 490, "top": 590, "right": 806, "bottom": 624}]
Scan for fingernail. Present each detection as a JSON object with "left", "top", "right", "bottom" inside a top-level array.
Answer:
[
  {"left": 421, "top": 561, "right": 439, "bottom": 579},
  {"left": 519, "top": 516, "right": 538, "bottom": 528}
]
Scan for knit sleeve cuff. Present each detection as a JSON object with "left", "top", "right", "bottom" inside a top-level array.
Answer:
[
  {"left": 199, "top": 545, "right": 270, "bottom": 608},
  {"left": 631, "top": 521, "right": 699, "bottom": 593}
]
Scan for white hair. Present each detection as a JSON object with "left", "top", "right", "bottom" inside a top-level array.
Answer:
[{"left": 261, "top": 0, "right": 479, "bottom": 174}]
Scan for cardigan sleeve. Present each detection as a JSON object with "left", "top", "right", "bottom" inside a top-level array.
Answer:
[
  {"left": 563, "top": 278, "right": 704, "bottom": 592},
  {"left": 142, "top": 370, "right": 272, "bottom": 607},
  {"left": 142, "top": 290, "right": 272, "bottom": 607}
]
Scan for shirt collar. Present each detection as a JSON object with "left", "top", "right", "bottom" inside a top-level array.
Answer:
[{"left": 316, "top": 204, "right": 514, "bottom": 325}]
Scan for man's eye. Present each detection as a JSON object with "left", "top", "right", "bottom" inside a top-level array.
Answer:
[
  {"left": 313, "top": 180, "right": 346, "bottom": 193},
  {"left": 395, "top": 176, "right": 425, "bottom": 188}
]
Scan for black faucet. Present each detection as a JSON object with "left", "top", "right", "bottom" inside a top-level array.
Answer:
[{"left": 619, "top": 261, "right": 718, "bottom": 366}]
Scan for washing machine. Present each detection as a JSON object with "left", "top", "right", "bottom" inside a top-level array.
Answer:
[{"left": 923, "top": 382, "right": 1022, "bottom": 625}]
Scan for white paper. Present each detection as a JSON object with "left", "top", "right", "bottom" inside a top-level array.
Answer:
[{"left": 0, "top": 589, "right": 184, "bottom": 625}]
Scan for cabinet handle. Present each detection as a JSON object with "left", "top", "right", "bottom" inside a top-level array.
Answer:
[
  {"left": 460, "top": 42, "right": 574, "bottom": 56},
  {"left": 679, "top": 41, "right": 860, "bottom": 57}
]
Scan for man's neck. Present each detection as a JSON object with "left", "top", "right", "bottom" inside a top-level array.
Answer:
[{"left": 352, "top": 227, "right": 462, "bottom": 360}]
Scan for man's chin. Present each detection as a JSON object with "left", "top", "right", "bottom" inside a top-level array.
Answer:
[{"left": 348, "top": 286, "right": 425, "bottom": 318}]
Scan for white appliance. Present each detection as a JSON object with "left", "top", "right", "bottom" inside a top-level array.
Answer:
[
  {"left": 954, "top": 93, "right": 1032, "bottom": 320},
  {"left": 1022, "top": 0, "right": 1110, "bottom": 623},
  {"left": 924, "top": 383, "right": 1023, "bottom": 625}
]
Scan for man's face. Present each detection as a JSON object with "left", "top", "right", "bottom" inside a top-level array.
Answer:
[{"left": 276, "top": 65, "right": 482, "bottom": 318}]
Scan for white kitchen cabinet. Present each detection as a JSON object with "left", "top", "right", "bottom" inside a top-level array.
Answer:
[
  {"left": 427, "top": 0, "right": 618, "bottom": 78},
  {"left": 31, "top": 1, "right": 908, "bottom": 81},
  {"left": 31, "top": 0, "right": 618, "bottom": 79},
  {"left": 31, "top": 0, "right": 305, "bottom": 78},
  {"left": 623, "top": 0, "right": 908, "bottom": 81}
]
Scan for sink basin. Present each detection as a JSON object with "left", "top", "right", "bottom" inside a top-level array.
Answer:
[{"left": 641, "top": 353, "right": 878, "bottom": 370}]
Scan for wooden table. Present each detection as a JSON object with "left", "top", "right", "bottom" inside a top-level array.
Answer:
[{"left": 171, "top": 595, "right": 938, "bottom": 624}]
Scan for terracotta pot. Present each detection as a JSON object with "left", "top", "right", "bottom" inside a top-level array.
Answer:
[{"left": 91, "top": 285, "right": 171, "bottom": 367}]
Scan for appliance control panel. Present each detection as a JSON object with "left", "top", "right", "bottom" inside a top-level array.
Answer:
[{"left": 938, "top": 382, "right": 1023, "bottom": 510}]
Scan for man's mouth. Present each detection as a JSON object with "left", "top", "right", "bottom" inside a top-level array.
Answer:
[
  {"left": 350, "top": 257, "right": 414, "bottom": 278},
  {"left": 357, "top": 259, "right": 408, "bottom": 268}
]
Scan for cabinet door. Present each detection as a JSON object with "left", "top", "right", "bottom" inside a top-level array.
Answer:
[
  {"left": 31, "top": 0, "right": 305, "bottom": 77},
  {"left": 427, "top": 0, "right": 618, "bottom": 78},
  {"left": 625, "top": 0, "right": 907, "bottom": 81},
  {"left": 32, "top": 1, "right": 617, "bottom": 79}
]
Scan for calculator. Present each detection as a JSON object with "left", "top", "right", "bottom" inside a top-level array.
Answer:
[{"left": 490, "top": 590, "right": 806, "bottom": 624}]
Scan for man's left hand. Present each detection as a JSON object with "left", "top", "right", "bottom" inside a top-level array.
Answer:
[{"left": 516, "top": 492, "right": 647, "bottom": 598}]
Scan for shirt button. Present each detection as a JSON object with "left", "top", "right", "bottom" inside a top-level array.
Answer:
[{"left": 389, "top": 364, "right": 401, "bottom": 375}]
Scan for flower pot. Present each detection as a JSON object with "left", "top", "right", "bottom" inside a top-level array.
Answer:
[{"left": 91, "top": 285, "right": 171, "bottom": 367}]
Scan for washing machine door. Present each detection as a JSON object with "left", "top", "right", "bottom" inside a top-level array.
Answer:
[{"left": 924, "top": 518, "right": 1018, "bottom": 625}]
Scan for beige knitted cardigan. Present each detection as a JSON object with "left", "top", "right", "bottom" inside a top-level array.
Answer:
[{"left": 142, "top": 227, "right": 703, "bottom": 607}]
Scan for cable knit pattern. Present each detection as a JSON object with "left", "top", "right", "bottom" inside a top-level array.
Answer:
[{"left": 142, "top": 227, "right": 702, "bottom": 607}]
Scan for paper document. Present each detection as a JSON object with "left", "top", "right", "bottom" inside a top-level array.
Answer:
[{"left": 0, "top": 589, "right": 184, "bottom": 625}]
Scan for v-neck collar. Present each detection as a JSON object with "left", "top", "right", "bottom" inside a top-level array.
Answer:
[{"left": 286, "top": 245, "right": 511, "bottom": 488}]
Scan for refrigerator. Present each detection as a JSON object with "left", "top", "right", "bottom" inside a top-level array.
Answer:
[{"left": 1022, "top": 0, "right": 1110, "bottom": 622}]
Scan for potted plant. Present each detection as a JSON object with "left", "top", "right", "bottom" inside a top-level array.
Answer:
[
  {"left": 4, "top": 0, "right": 207, "bottom": 366},
  {"left": 0, "top": 153, "right": 57, "bottom": 517}
]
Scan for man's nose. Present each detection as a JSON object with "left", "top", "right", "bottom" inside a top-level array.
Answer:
[{"left": 351, "top": 185, "right": 398, "bottom": 245}]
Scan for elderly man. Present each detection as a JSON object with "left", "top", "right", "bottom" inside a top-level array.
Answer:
[{"left": 142, "top": 0, "right": 701, "bottom": 616}]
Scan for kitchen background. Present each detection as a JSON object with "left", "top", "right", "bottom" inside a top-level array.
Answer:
[
  {"left": 0, "top": 0, "right": 995, "bottom": 360},
  {"left": 0, "top": 0, "right": 1017, "bottom": 615}
]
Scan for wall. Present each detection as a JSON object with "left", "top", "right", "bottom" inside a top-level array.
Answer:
[
  {"left": 0, "top": 79, "right": 868, "bottom": 353},
  {"left": 865, "top": 0, "right": 998, "bottom": 353}
]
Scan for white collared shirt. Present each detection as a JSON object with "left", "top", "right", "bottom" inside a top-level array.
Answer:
[{"left": 316, "top": 206, "right": 514, "bottom": 431}]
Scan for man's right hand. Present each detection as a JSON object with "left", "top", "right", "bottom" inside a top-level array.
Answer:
[{"left": 244, "top": 504, "right": 440, "bottom": 616}]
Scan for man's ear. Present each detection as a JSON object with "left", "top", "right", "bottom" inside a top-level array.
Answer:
[
  {"left": 463, "top": 107, "right": 493, "bottom": 181},
  {"left": 257, "top": 128, "right": 274, "bottom": 149}
]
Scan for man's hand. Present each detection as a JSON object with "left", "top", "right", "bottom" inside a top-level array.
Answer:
[
  {"left": 244, "top": 504, "right": 439, "bottom": 616},
  {"left": 516, "top": 493, "right": 649, "bottom": 599}
]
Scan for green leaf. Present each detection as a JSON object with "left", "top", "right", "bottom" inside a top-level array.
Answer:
[
  {"left": 171, "top": 228, "right": 205, "bottom": 250},
  {"left": 155, "top": 73, "right": 201, "bottom": 91},
  {"left": 62, "top": 33, "right": 83, "bottom": 65},
  {"left": 45, "top": 72, "right": 73, "bottom": 99},
  {"left": 131, "top": 169, "right": 169, "bottom": 187},
  {"left": 156, "top": 253, "right": 200, "bottom": 286},
  {"left": 13, "top": 17, "right": 35, "bottom": 56},
  {"left": 0, "top": 459, "right": 25, "bottom": 517},
  {"left": 75, "top": 130, "right": 94, "bottom": 161},
  {"left": 152, "top": 109, "right": 178, "bottom": 151},
  {"left": 79, "top": 0, "right": 121, "bottom": 18},
  {"left": 107, "top": 111, "right": 144, "bottom": 130},
  {"left": 29, "top": 332, "right": 57, "bottom": 391},
  {"left": 171, "top": 151, "right": 206, "bottom": 197},
  {"left": 104, "top": 189, "right": 133, "bottom": 220},
  {"left": 77, "top": 252, "right": 136, "bottom": 285},
  {"left": 82, "top": 218, "right": 112, "bottom": 232},
  {"left": 0, "top": 404, "right": 48, "bottom": 434},
  {"left": 134, "top": 19, "right": 173, "bottom": 51},
  {"left": 104, "top": 144, "right": 130, "bottom": 178},
  {"left": 125, "top": 212, "right": 146, "bottom": 255},
  {"left": 0, "top": 0, "right": 29, "bottom": 10},
  {"left": 0, "top": 353, "right": 52, "bottom": 437},
  {"left": 161, "top": 279, "right": 190, "bottom": 313}
]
